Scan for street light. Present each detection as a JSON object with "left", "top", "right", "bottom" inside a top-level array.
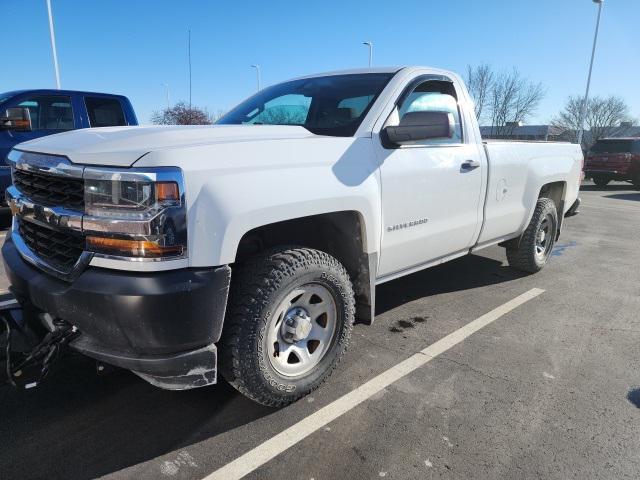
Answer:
[
  {"left": 45, "top": 0, "right": 61, "bottom": 89},
  {"left": 251, "top": 64, "right": 261, "bottom": 92},
  {"left": 363, "top": 41, "right": 373, "bottom": 68},
  {"left": 577, "top": 0, "right": 604, "bottom": 147}
]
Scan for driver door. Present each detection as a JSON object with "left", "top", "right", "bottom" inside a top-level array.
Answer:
[{"left": 376, "top": 78, "right": 484, "bottom": 277}]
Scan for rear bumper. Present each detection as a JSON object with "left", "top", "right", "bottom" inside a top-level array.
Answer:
[
  {"left": 584, "top": 169, "right": 631, "bottom": 178},
  {"left": 2, "top": 234, "right": 231, "bottom": 389}
]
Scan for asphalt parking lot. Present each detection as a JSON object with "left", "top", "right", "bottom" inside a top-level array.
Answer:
[{"left": 1, "top": 181, "right": 639, "bottom": 480}]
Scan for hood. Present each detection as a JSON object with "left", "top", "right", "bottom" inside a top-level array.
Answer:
[{"left": 14, "top": 124, "right": 316, "bottom": 167}]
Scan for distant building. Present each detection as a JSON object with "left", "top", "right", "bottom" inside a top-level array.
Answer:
[
  {"left": 480, "top": 124, "right": 565, "bottom": 141},
  {"left": 480, "top": 123, "right": 640, "bottom": 143},
  {"left": 596, "top": 123, "right": 640, "bottom": 138}
]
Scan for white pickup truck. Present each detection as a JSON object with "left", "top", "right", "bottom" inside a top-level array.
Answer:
[{"left": 2, "top": 67, "right": 582, "bottom": 406}]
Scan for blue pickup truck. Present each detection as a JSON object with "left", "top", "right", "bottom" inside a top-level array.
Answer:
[{"left": 0, "top": 89, "right": 138, "bottom": 207}]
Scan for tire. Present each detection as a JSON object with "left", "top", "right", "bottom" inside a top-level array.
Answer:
[
  {"left": 506, "top": 198, "right": 558, "bottom": 274},
  {"left": 632, "top": 175, "right": 640, "bottom": 190},
  {"left": 219, "top": 247, "right": 355, "bottom": 407},
  {"left": 592, "top": 176, "right": 610, "bottom": 187}
]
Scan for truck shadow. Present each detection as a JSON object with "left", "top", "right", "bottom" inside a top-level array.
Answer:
[
  {"left": 0, "top": 253, "right": 519, "bottom": 480},
  {"left": 604, "top": 193, "right": 640, "bottom": 202},
  {"left": 375, "top": 253, "right": 523, "bottom": 316},
  {"left": 0, "top": 357, "right": 275, "bottom": 480}
]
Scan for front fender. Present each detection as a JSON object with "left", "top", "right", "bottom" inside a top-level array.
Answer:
[
  {"left": 138, "top": 136, "right": 382, "bottom": 267},
  {"left": 190, "top": 169, "right": 381, "bottom": 266}
]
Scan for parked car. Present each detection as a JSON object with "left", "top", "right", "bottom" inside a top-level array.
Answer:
[
  {"left": 584, "top": 138, "right": 640, "bottom": 188},
  {"left": 0, "top": 89, "right": 138, "bottom": 209},
  {"left": 1, "top": 67, "right": 582, "bottom": 406}
]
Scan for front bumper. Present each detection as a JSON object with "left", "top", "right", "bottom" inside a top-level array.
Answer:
[{"left": 2, "top": 234, "right": 231, "bottom": 389}]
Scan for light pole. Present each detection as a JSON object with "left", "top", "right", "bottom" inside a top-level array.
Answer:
[
  {"left": 45, "top": 0, "right": 61, "bottom": 89},
  {"left": 363, "top": 41, "right": 373, "bottom": 68},
  {"left": 577, "top": 0, "right": 604, "bottom": 147},
  {"left": 251, "top": 64, "right": 261, "bottom": 92},
  {"left": 162, "top": 83, "right": 170, "bottom": 110},
  {"left": 188, "top": 30, "right": 192, "bottom": 112}
]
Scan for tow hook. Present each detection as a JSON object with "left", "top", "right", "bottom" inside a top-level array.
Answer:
[{"left": 1, "top": 300, "right": 78, "bottom": 389}]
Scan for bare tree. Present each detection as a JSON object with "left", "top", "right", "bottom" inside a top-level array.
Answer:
[
  {"left": 587, "top": 96, "right": 634, "bottom": 145},
  {"left": 552, "top": 95, "right": 634, "bottom": 149},
  {"left": 151, "top": 101, "right": 218, "bottom": 125},
  {"left": 551, "top": 96, "right": 582, "bottom": 144},
  {"left": 465, "top": 64, "right": 494, "bottom": 122},
  {"left": 488, "top": 69, "right": 546, "bottom": 136}
]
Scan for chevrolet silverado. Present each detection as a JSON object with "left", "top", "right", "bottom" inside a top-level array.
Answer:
[{"left": 1, "top": 67, "right": 582, "bottom": 406}]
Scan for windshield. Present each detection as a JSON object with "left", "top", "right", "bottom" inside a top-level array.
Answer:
[
  {"left": 217, "top": 73, "right": 394, "bottom": 137},
  {"left": 590, "top": 139, "right": 640, "bottom": 154}
]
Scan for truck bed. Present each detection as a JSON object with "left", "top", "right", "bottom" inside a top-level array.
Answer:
[{"left": 477, "top": 141, "right": 583, "bottom": 245}]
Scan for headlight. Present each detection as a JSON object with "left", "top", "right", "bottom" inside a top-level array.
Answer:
[
  {"left": 82, "top": 167, "right": 187, "bottom": 260},
  {"left": 84, "top": 177, "right": 179, "bottom": 218}
]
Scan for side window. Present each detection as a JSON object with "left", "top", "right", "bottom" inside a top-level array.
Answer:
[
  {"left": 85, "top": 97, "right": 127, "bottom": 127},
  {"left": 18, "top": 95, "right": 74, "bottom": 131},
  {"left": 397, "top": 81, "right": 463, "bottom": 144},
  {"left": 246, "top": 94, "right": 310, "bottom": 125}
]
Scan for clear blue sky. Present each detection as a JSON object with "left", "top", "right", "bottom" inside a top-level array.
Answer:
[{"left": 2, "top": 0, "right": 638, "bottom": 125}]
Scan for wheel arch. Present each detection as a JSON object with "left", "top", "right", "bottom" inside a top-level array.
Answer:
[
  {"left": 502, "top": 181, "right": 567, "bottom": 250},
  {"left": 538, "top": 181, "right": 566, "bottom": 239},
  {"left": 234, "top": 211, "right": 377, "bottom": 324}
]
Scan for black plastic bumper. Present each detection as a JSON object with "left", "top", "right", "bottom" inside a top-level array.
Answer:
[{"left": 2, "top": 235, "right": 231, "bottom": 389}]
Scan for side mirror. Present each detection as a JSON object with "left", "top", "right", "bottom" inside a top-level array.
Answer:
[
  {"left": 383, "top": 111, "right": 453, "bottom": 146},
  {"left": 0, "top": 107, "right": 32, "bottom": 132}
]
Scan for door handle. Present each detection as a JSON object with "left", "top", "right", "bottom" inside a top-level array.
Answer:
[{"left": 461, "top": 159, "right": 480, "bottom": 171}]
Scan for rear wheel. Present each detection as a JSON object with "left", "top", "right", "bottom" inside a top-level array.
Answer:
[
  {"left": 632, "top": 175, "right": 640, "bottom": 190},
  {"left": 219, "top": 247, "right": 355, "bottom": 407},
  {"left": 506, "top": 198, "right": 558, "bottom": 273},
  {"left": 592, "top": 175, "right": 611, "bottom": 187}
]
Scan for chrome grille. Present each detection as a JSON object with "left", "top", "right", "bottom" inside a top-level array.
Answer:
[
  {"left": 18, "top": 219, "right": 85, "bottom": 273},
  {"left": 13, "top": 168, "right": 84, "bottom": 210}
]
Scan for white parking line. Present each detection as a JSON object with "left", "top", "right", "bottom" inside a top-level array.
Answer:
[{"left": 203, "top": 288, "right": 545, "bottom": 480}]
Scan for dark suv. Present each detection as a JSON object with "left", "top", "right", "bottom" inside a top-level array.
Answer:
[{"left": 584, "top": 138, "right": 640, "bottom": 188}]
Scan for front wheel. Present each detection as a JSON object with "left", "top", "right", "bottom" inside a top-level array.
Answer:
[
  {"left": 219, "top": 247, "right": 355, "bottom": 407},
  {"left": 506, "top": 198, "right": 558, "bottom": 273}
]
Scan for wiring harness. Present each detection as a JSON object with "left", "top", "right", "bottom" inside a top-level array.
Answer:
[{"left": 1, "top": 312, "right": 77, "bottom": 389}]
